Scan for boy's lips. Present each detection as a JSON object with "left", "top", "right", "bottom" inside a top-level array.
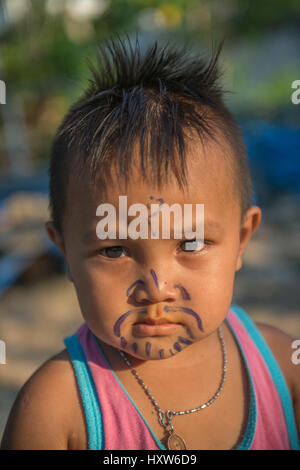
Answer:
[
  {"left": 132, "top": 318, "right": 182, "bottom": 336},
  {"left": 133, "top": 317, "right": 178, "bottom": 325}
]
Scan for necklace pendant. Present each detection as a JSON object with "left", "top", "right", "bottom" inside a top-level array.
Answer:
[{"left": 167, "top": 432, "right": 187, "bottom": 450}]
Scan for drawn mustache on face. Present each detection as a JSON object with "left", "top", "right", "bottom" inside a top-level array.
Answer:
[
  {"left": 112, "top": 305, "right": 199, "bottom": 358},
  {"left": 113, "top": 305, "right": 203, "bottom": 338},
  {"left": 113, "top": 308, "right": 147, "bottom": 337},
  {"left": 112, "top": 266, "right": 203, "bottom": 358},
  {"left": 163, "top": 306, "right": 203, "bottom": 332},
  {"left": 115, "top": 270, "right": 204, "bottom": 337}
]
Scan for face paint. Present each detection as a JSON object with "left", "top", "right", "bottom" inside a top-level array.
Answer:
[
  {"left": 113, "top": 308, "right": 147, "bottom": 337},
  {"left": 174, "top": 284, "right": 191, "bottom": 300},
  {"left": 145, "top": 341, "right": 151, "bottom": 357},
  {"left": 149, "top": 195, "right": 164, "bottom": 205},
  {"left": 186, "top": 328, "right": 195, "bottom": 340},
  {"left": 126, "top": 279, "right": 144, "bottom": 297},
  {"left": 163, "top": 306, "right": 204, "bottom": 332},
  {"left": 150, "top": 269, "right": 159, "bottom": 290},
  {"left": 113, "top": 273, "right": 198, "bottom": 360},
  {"left": 177, "top": 336, "right": 193, "bottom": 345},
  {"left": 173, "top": 342, "right": 182, "bottom": 352}
]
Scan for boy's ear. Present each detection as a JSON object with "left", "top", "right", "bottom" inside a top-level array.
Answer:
[
  {"left": 45, "top": 221, "right": 66, "bottom": 257},
  {"left": 235, "top": 206, "right": 262, "bottom": 272},
  {"left": 45, "top": 221, "right": 73, "bottom": 283}
]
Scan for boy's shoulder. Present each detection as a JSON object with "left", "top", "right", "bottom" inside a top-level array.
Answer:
[
  {"left": 1, "top": 349, "right": 87, "bottom": 450},
  {"left": 254, "top": 321, "right": 300, "bottom": 404}
]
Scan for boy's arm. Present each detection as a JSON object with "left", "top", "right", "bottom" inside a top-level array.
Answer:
[
  {"left": 256, "top": 322, "right": 300, "bottom": 439},
  {"left": 0, "top": 350, "right": 80, "bottom": 450}
]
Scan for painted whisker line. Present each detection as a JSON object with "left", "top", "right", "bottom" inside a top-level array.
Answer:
[
  {"left": 150, "top": 269, "right": 159, "bottom": 290},
  {"left": 174, "top": 284, "right": 191, "bottom": 300},
  {"left": 113, "top": 308, "right": 147, "bottom": 337},
  {"left": 163, "top": 305, "right": 204, "bottom": 332},
  {"left": 126, "top": 279, "right": 144, "bottom": 297}
]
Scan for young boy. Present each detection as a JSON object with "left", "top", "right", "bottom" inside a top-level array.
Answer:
[{"left": 1, "top": 37, "right": 299, "bottom": 450}]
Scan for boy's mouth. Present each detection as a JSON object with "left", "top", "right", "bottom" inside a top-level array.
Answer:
[
  {"left": 133, "top": 317, "right": 179, "bottom": 325},
  {"left": 132, "top": 317, "right": 182, "bottom": 336}
]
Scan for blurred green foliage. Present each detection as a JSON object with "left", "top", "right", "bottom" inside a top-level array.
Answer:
[
  {"left": 0, "top": 0, "right": 299, "bottom": 167},
  {"left": 1, "top": 0, "right": 300, "bottom": 94}
]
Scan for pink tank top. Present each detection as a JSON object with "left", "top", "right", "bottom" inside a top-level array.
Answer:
[{"left": 63, "top": 304, "right": 300, "bottom": 450}]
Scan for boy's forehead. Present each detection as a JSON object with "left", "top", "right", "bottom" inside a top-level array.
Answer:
[{"left": 66, "top": 136, "right": 239, "bottom": 226}]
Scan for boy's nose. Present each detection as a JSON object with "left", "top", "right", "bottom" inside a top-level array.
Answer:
[{"left": 132, "top": 268, "right": 178, "bottom": 304}]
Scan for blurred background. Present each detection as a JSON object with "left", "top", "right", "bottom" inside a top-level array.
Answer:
[{"left": 0, "top": 0, "right": 299, "bottom": 442}]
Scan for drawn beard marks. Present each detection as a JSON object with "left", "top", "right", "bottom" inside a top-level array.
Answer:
[
  {"left": 173, "top": 336, "right": 194, "bottom": 352},
  {"left": 145, "top": 341, "right": 151, "bottom": 357}
]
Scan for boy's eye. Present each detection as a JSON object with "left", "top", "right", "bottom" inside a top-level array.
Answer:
[
  {"left": 179, "top": 239, "right": 207, "bottom": 253},
  {"left": 99, "top": 246, "right": 128, "bottom": 258},
  {"left": 97, "top": 240, "right": 208, "bottom": 258}
]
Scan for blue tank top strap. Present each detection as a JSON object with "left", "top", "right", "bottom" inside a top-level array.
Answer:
[
  {"left": 64, "top": 333, "right": 104, "bottom": 450},
  {"left": 230, "top": 304, "right": 300, "bottom": 450}
]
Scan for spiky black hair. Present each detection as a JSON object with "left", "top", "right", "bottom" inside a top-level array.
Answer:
[{"left": 49, "top": 35, "right": 253, "bottom": 233}]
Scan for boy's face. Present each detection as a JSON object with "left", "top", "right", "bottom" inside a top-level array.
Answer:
[{"left": 46, "top": 139, "right": 261, "bottom": 363}]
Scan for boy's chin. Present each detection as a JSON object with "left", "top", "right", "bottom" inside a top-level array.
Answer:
[
  {"left": 123, "top": 348, "right": 183, "bottom": 362},
  {"left": 120, "top": 335, "right": 194, "bottom": 362}
]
